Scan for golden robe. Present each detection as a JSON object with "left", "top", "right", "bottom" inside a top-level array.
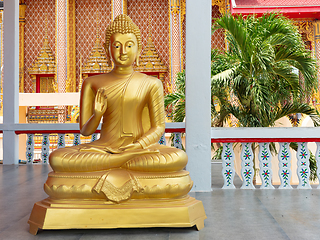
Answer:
[{"left": 49, "top": 72, "right": 187, "bottom": 173}]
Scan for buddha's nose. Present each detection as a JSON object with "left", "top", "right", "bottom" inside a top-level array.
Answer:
[{"left": 121, "top": 45, "right": 127, "bottom": 54}]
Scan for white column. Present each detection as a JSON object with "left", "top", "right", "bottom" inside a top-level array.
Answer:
[
  {"left": 185, "top": 0, "right": 211, "bottom": 191},
  {"left": 3, "top": 0, "right": 20, "bottom": 165},
  {"left": 3, "top": 0, "right": 19, "bottom": 164}
]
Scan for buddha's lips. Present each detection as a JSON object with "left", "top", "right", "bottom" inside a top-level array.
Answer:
[{"left": 119, "top": 56, "right": 128, "bottom": 61}]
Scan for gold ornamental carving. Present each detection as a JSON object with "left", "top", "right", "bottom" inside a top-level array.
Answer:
[
  {"left": 294, "top": 20, "right": 316, "bottom": 57},
  {"left": 212, "top": 0, "right": 226, "bottom": 14},
  {"left": 295, "top": 20, "right": 314, "bottom": 42},
  {"left": 135, "top": 12, "right": 168, "bottom": 83},
  {"left": 82, "top": 13, "right": 112, "bottom": 75},
  {"left": 28, "top": 14, "right": 206, "bottom": 234},
  {"left": 28, "top": 16, "right": 56, "bottom": 77},
  {"left": 170, "top": 0, "right": 181, "bottom": 24},
  {"left": 134, "top": 36, "right": 168, "bottom": 73},
  {"left": 170, "top": 0, "right": 180, "bottom": 15}
]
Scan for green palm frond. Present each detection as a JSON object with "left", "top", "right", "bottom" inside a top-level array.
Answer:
[
  {"left": 272, "top": 103, "right": 320, "bottom": 127},
  {"left": 164, "top": 92, "right": 185, "bottom": 108},
  {"left": 211, "top": 67, "right": 237, "bottom": 83},
  {"left": 211, "top": 13, "right": 318, "bottom": 128},
  {"left": 169, "top": 12, "right": 319, "bottom": 178},
  {"left": 272, "top": 67, "right": 301, "bottom": 93}
]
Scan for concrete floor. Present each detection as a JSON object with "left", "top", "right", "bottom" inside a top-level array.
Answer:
[{"left": 1, "top": 162, "right": 320, "bottom": 240}]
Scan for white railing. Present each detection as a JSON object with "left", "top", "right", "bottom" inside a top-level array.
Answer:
[
  {"left": 2, "top": 123, "right": 320, "bottom": 189},
  {"left": 2, "top": 122, "right": 185, "bottom": 164},
  {"left": 211, "top": 127, "right": 320, "bottom": 189}
]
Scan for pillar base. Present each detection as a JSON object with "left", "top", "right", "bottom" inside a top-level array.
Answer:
[{"left": 28, "top": 196, "right": 206, "bottom": 235}]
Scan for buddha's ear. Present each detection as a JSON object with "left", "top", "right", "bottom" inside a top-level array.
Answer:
[
  {"left": 104, "top": 42, "right": 113, "bottom": 65},
  {"left": 136, "top": 48, "right": 142, "bottom": 67}
]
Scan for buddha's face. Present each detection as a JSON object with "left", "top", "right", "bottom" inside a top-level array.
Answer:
[{"left": 109, "top": 33, "right": 139, "bottom": 67}]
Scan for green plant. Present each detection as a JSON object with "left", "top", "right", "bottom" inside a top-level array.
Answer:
[
  {"left": 211, "top": 13, "right": 319, "bottom": 128},
  {"left": 211, "top": 13, "right": 319, "bottom": 180},
  {"left": 164, "top": 70, "right": 186, "bottom": 122}
]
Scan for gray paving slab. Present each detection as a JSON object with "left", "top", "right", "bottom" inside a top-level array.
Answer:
[{"left": 1, "top": 163, "right": 320, "bottom": 240}]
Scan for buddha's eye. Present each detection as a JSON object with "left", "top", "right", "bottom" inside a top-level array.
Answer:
[
  {"left": 113, "top": 42, "right": 121, "bottom": 49},
  {"left": 126, "top": 41, "right": 134, "bottom": 49}
]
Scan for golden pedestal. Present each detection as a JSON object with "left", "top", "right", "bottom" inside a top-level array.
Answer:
[{"left": 28, "top": 196, "right": 206, "bottom": 235}]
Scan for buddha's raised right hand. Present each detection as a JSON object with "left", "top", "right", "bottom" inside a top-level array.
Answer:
[{"left": 94, "top": 88, "right": 108, "bottom": 117}]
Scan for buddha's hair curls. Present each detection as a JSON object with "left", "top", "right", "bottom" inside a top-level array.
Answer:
[{"left": 105, "top": 14, "right": 142, "bottom": 52}]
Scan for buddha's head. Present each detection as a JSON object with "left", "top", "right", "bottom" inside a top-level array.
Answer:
[{"left": 104, "top": 14, "right": 142, "bottom": 67}]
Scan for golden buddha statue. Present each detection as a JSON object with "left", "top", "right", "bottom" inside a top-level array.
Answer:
[{"left": 28, "top": 14, "right": 206, "bottom": 234}]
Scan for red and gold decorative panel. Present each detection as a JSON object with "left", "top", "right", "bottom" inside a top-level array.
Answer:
[
  {"left": 127, "top": 0, "right": 169, "bottom": 91},
  {"left": 211, "top": 5, "right": 224, "bottom": 50},
  {"left": 24, "top": 0, "right": 55, "bottom": 93},
  {"left": 75, "top": 0, "right": 112, "bottom": 91}
]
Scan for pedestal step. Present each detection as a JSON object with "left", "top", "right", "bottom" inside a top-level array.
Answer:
[{"left": 28, "top": 196, "right": 206, "bottom": 235}]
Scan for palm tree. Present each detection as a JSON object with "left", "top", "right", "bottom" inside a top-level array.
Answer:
[
  {"left": 165, "top": 13, "right": 320, "bottom": 180},
  {"left": 211, "top": 13, "right": 319, "bottom": 180},
  {"left": 211, "top": 13, "right": 319, "bottom": 128}
]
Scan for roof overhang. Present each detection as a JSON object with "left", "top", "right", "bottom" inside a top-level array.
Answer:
[{"left": 230, "top": 2, "right": 320, "bottom": 19}]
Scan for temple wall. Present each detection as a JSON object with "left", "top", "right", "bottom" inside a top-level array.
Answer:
[
  {"left": 24, "top": 0, "right": 55, "bottom": 93},
  {"left": 22, "top": 1, "right": 225, "bottom": 94},
  {"left": 75, "top": 0, "right": 112, "bottom": 91},
  {"left": 127, "top": 0, "right": 169, "bottom": 90}
]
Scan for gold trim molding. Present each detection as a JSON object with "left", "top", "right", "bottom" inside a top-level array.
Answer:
[
  {"left": 180, "top": 0, "right": 185, "bottom": 71},
  {"left": 111, "top": 0, "right": 114, "bottom": 20},
  {"left": 66, "top": 0, "right": 76, "bottom": 92},
  {"left": 19, "top": 3, "right": 27, "bottom": 93},
  {"left": 123, "top": 0, "right": 127, "bottom": 15}
]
